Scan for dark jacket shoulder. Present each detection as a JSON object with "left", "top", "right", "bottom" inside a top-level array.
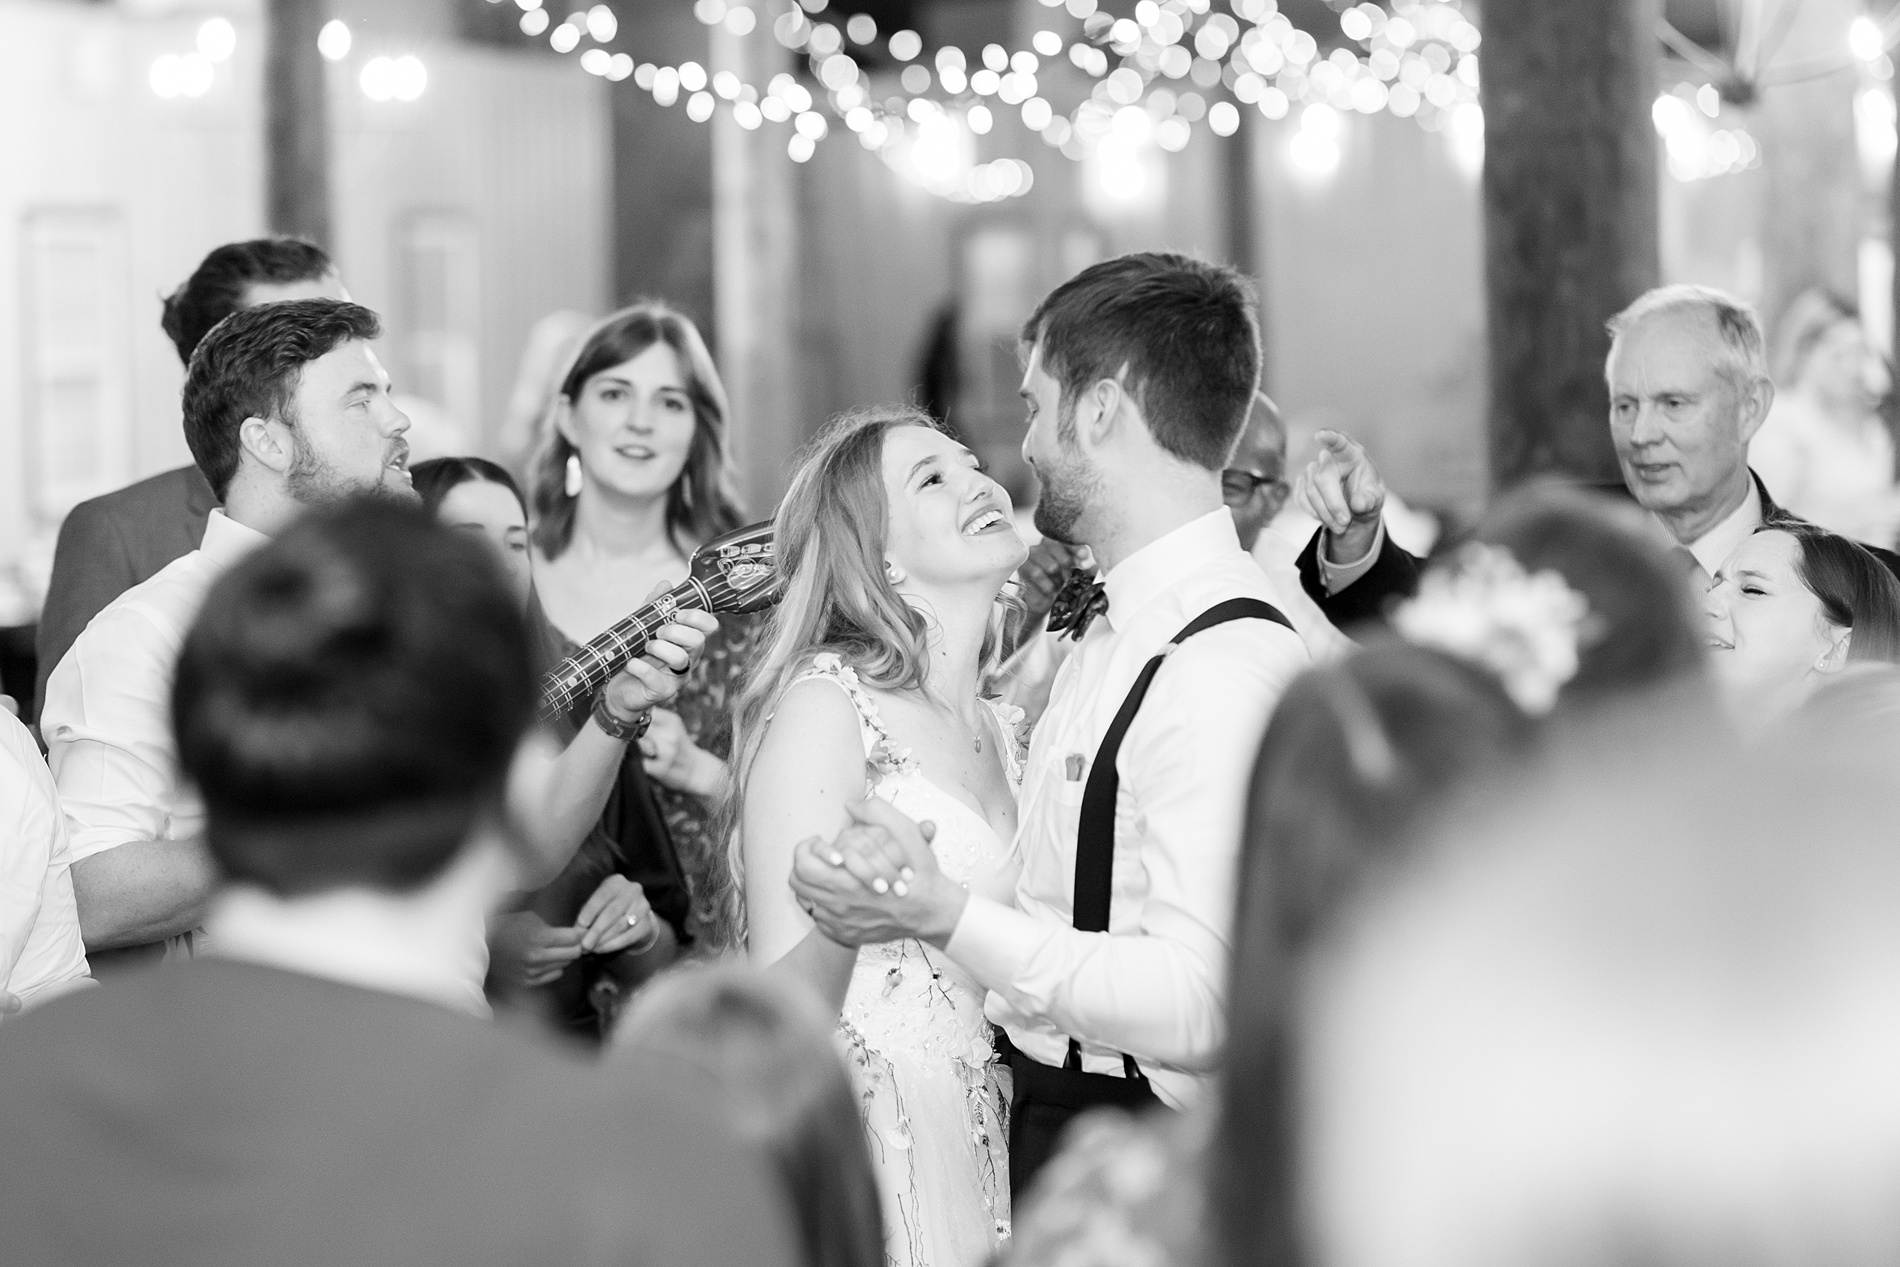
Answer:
[{"left": 35, "top": 465, "right": 218, "bottom": 718}]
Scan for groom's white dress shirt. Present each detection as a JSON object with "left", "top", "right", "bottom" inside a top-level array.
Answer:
[{"left": 947, "top": 508, "right": 1309, "bottom": 1108}]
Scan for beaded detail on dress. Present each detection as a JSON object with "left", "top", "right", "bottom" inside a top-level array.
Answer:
[{"left": 793, "top": 653, "right": 1022, "bottom": 1267}]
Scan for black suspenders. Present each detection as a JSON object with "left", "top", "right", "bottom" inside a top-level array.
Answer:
[{"left": 1063, "top": 597, "right": 1293, "bottom": 1076}]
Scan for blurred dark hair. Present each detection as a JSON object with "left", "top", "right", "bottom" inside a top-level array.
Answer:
[
  {"left": 182, "top": 297, "right": 381, "bottom": 499},
  {"left": 616, "top": 966, "right": 884, "bottom": 1267},
  {"left": 1020, "top": 252, "right": 1261, "bottom": 470},
  {"left": 1213, "top": 645, "right": 1533, "bottom": 1267},
  {"left": 160, "top": 237, "right": 335, "bottom": 365},
  {"left": 410, "top": 456, "right": 526, "bottom": 518},
  {"left": 529, "top": 301, "right": 745, "bottom": 558},
  {"left": 1470, "top": 483, "right": 1709, "bottom": 707},
  {"left": 172, "top": 499, "right": 534, "bottom": 897},
  {"left": 1758, "top": 516, "right": 1900, "bottom": 664}
]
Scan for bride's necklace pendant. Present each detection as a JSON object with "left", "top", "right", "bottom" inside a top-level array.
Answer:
[{"left": 973, "top": 734, "right": 983, "bottom": 754}]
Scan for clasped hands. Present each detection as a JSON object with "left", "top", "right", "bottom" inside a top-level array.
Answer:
[{"left": 789, "top": 799, "right": 968, "bottom": 949}]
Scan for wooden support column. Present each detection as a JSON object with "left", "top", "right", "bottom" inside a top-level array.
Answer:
[
  {"left": 1479, "top": 0, "right": 1662, "bottom": 488},
  {"left": 710, "top": 24, "right": 801, "bottom": 514},
  {"left": 264, "top": 0, "right": 332, "bottom": 247}
]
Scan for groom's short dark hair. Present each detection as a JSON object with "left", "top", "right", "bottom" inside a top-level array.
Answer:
[{"left": 1021, "top": 253, "right": 1261, "bottom": 470}]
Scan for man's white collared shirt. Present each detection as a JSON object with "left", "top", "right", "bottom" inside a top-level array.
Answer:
[
  {"left": 1680, "top": 478, "right": 1764, "bottom": 579},
  {"left": 42, "top": 509, "right": 269, "bottom": 957},
  {"left": 947, "top": 508, "right": 1309, "bottom": 1108},
  {"left": 207, "top": 885, "right": 491, "bottom": 1017}
]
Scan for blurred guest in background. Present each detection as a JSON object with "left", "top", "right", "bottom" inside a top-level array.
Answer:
[
  {"left": 617, "top": 966, "right": 886, "bottom": 1267},
  {"left": 1226, "top": 392, "right": 1353, "bottom": 662},
  {"left": 412, "top": 456, "right": 712, "bottom": 1038},
  {"left": 1752, "top": 290, "right": 1900, "bottom": 547},
  {"left": 1006, "top": 644, "right": 1533, "bottom": 1267},
  {"left": 0, "top": 501, "right": 800, "bottom": 1267},
  {"left": 1299, "top": 721, "right": 1900, "bottom": 1267},
  {"left": 42, "top": 299, "right": 412, "bottom": 977},
  {"left": 35, "top": 237, "right": 344, "bottom": 719},
  {"left": 1702, "top": 518, "right": 1900, "bottom": 732},
  {"left": 528, "top": 302, "right": 752, "bottom": 946},
  {"left": 0, "top": 701, "right": 90, "bottom": 1014}
]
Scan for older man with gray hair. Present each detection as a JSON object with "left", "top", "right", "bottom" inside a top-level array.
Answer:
[
  {"left": 1297, "top": 283, "right": 1900, "bottom": 614},
  {"left": 1603, "top": 283, "right": 1779, "bottom": 585}
]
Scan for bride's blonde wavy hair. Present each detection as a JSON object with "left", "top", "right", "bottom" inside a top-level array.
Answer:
[{"left": 704, "top": 404, "right": 1016, "bottom": 951}]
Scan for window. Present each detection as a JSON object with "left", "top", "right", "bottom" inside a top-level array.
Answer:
[{"left": 22, "top": 208, "right": 132, "bottom": 516}]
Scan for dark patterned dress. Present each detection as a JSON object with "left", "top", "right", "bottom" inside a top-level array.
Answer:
[{"left": 651, "top": 609, "right": 767, "bottom": 945}]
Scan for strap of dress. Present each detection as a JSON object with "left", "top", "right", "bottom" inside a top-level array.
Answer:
[{"left": 789, "top": 653, "right": 909, "bottom": 777}]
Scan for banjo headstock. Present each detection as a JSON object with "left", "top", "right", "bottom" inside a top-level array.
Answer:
[{"left": 689, "top": 520, "right": 780, "bottom": 615}]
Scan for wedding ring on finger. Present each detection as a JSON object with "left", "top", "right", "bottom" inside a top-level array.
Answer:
[{"left": 627, "top": 911, "right": 643, "bottom": 927}]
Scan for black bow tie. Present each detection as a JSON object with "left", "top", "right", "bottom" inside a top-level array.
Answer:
[{"left": 1045, "top": 569, "right": 1108, "bottom": 641}]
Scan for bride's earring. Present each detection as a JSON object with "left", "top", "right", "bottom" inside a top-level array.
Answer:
[
  {"left": 885, "top": 560, "right": 905, "bottom": 586},
  {"left": 565, "top": 453, "right": 583, "bottom": 498}
]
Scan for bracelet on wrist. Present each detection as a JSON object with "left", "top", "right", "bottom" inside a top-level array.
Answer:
[{"left": 591, "top": 692, "right": 652, "bottom": 743}]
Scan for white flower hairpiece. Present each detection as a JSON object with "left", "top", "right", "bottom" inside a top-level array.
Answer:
[{"left": 1392, "top": 543, "right": 1594, "bottom": 715}]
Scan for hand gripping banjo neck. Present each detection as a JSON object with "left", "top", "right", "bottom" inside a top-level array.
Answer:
[{"left": 537, "top": 520, "right": 781, "bottom": 723}]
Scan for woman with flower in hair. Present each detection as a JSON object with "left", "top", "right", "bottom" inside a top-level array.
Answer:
[
  {"left": 716, "top": 406, "right": 1027, "bottom": 1267},
  {"left": 528, "top": 302, "right": 756, "bottom": 946}
]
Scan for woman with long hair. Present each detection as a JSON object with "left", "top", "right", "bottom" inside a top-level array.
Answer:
[
  {"left": 409, "top": 456, "right": 712, "bottom": 1040},
  {"left": 527, "top": 302, "right": 753, "bottom": 943},
  {"left": 716, "top": 406, "right": 1027, "bottom": 1267}
]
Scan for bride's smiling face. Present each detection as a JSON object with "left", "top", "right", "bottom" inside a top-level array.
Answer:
[{"left": 881, "top": 425, "right": 1027, "bottom": 590}]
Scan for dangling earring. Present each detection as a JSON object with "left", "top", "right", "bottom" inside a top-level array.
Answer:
[{"left": 565, "top": 453, "right": 583, "bottom": 498}]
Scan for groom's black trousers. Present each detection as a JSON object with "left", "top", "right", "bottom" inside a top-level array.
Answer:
[{"left": 1000, "top": 1033, "right": 1164, "bottom": 1198}]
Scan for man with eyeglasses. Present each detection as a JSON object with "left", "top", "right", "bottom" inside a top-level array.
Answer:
[{"left": 1223, "top": 392, "right": 1353, "bottom": 661}]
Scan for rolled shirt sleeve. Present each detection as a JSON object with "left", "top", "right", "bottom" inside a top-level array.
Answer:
[{"left": 42, "top": 602, "right": 195, "bottom": 864}]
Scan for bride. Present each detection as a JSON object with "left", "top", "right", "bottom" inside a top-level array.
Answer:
[{"left": 710, "top": 405, "right": 1028, "bottom": 1266}]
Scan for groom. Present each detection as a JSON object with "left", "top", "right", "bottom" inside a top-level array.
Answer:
[{"left": 792, "top": 252, "right": 1311, "bottom": 1194}]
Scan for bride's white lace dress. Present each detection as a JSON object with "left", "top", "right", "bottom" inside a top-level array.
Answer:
[{"left": 796, "top": 654, "right": 1019, "bottom": 1267}]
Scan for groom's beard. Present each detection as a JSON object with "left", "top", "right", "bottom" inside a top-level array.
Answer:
[{"left": 1031, "top": 448, "right": 1103, "bottom": 546}]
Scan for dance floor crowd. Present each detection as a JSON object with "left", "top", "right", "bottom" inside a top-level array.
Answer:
[{"left": 3, "top": 239, "right": 1899, "bottom": 1267}]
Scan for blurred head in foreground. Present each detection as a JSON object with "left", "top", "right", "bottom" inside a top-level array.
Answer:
[
  {"left": 617, "top": 966, "right": 884, "bottom": 1267},
  {"left": 1300, "top": 725, "right": 1900, "bottom": 1267},
  {"left": 1213, "top": 644, "right": 1535, "bottom": 1267},
  {"left": 172, "top": 498, "right": 536, "bottom": 900},
  {"left": 1440, "top": 484, "right": 1711, "bottom": 717},
  {"left": 1703, "top": 519, "right": 1900, "bottom": 729}
]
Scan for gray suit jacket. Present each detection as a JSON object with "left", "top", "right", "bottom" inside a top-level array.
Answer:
[
  {"left": 35, "top": 464, "right": 217, "bottom": 719},
  {"left": 0, "top": 958, "right": 803, "bottom": 1267}
]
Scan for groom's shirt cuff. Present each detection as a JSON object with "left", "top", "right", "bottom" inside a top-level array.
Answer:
[{"left": 944, "top": 894, "right": 1041, "bottom": 996}]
